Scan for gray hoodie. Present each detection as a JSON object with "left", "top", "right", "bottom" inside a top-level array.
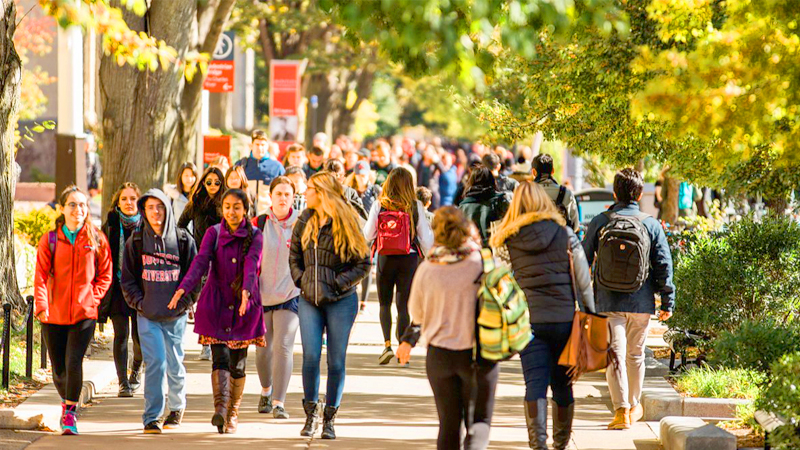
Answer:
[
  {"left": 258, "top": 208, "right": 301, "bottom": 306},
  {"left": 121, "top": 189, "right": 198, "bottom": 321}
]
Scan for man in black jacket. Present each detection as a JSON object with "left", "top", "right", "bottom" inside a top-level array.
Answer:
[{"left": 121, "top": 189, "right": 198, "bottom": 434}]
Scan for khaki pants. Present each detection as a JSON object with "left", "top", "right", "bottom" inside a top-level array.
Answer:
[{"left": 605, "top": 312, "right": 651, "bottom": 410}]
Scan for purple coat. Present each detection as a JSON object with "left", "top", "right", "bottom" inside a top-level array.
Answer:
[{"left": 178, "top": 221, "right": 266, "bottom": 342}]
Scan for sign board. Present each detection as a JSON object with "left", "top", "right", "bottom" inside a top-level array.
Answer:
[
  {"left": 204, "top": 31, "right": 235, "bottom": 93},
  {"left": 269, "top": 60, "right": 302, "bottom": 148},
  {"left": 203, "top": 135, "right": 231, "bottom": 167}
]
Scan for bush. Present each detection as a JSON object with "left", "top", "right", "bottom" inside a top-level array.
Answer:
[
  {"left": 14, "top": 207, "right": 58, "bottom": 247},
  {"left": 757, "top": 352, "right": 800, "bottom": 450},
  {"left": 675, "top": 367, "right": 764, "bottom": 400},
  {"left": 670, "top": 215, "right": 800, "bottom": 342},
  {"left": 712, "top": 320, "right": 800, "bottom": 375}
]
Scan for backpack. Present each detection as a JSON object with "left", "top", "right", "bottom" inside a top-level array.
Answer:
[
  {"left": 595, "top": 212, "right": 651, "bottom": 293},
  {"left": 555, "top": 185, "right": 574, "bottom": 229},
  {"left": 476, "top": 249, "right": 532, "bottom": 361},
  {"left": 375, "top": 208, "right": 412, "bottom": 255}
]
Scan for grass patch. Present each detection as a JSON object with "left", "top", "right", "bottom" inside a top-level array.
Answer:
[{"left": 674, "top": 367, "right": 764, "bottom": 400}]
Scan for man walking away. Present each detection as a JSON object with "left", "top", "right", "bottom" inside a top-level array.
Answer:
[
  {"left": 582, "top": 169, "right": 675, "bottom": 431},
  {"left": 532, "top": 154, "right": 580, "bottom": 233},
  {"left": 483, "top": 153, "right": 518, "bottom": 195}
]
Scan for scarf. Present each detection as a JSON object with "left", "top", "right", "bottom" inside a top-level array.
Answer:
[
  {"left": 427, "top": 242, "right": 478, "bottom": 264},
  {"left": 116, "top": 208, "right": 141, "bottom": 280},
  {"left": 62, "top": 223, "right": 83, "bottom": 245}
]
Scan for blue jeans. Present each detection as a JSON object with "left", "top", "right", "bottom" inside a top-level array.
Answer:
[
  {"left": 520, "top": 322, "right": 574, "bottom": 405},
  {"left": 298, "top": 293, "right": 358, "bottom": 407},
  {"left": 137, "top": 314, "right": 188, "bottom": 424}
]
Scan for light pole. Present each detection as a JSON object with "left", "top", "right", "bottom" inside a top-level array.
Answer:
[{"left": 310, "top": 95, "right": 318, "bottom": 138}]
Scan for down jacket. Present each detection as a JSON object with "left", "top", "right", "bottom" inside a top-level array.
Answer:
[
  {"left": 493, "top": 211, "right": 595, "bottom": 323},
  {"left": 289, "top": 209, "right": 370, "bottom": 306}
]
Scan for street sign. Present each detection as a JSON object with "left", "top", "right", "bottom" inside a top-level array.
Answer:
[{"left": 204, "top": 31, "right": 235, "bottom": 93}]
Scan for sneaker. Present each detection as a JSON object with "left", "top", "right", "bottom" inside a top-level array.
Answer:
[
  {"left": 118, "top": 384, "right": 134, "bottom": 398},
  {"left": 273, "top": 405, "right": 289, "bottom": 419},
  {"left": 199, "top": 345, "right": 212, "bottom": 361},
  {"left": 629, "top": 404, "right": 644, "bottom": 424},
  {"left": 129, "top": 370, "right": 141, "bottom": 391},
  {"left": 378, "top": 347, "right": 394, "bottom": 365},
  {"left": 359, "top": 301, "right": 367, "bottom": 312},
  {"left": 144, "top": 421, "right": 163, "bottom": 434},
  {"left": 163, "top": 410, "right": 184, "bottom": 429},
  {"left": 258, "top": 394, "right": 273, "bottom": 414},
  {"left": 61, "top": 408, "right": 78, "bottom": 435}
]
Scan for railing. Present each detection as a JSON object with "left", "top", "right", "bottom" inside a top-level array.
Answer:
[{"left": 0, "top": 296, "right": 46, "bottom": 389}]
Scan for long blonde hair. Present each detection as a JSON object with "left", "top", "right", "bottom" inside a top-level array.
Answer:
[
  {"left": 378, "top": 167, "right": 417, "bottom": 238},
  {"left": 489, "top": 181, "right": 566, "bottom": 248},
  {"left": 301, "top": 172, "right": 369, "bottom": 261}
]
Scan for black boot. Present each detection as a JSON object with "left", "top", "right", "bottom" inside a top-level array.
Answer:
[
  {"left": 300, "top": 400, "right": 320, "bottom": 437},
  {"left": 524, "top": 399, "right": 548, "bottom": 450},
  {"left": 321, "top": 405, "right": 338, "bottom": 440},
  {"left": 552, "top": 402, "right": 574, "bottom": 450}
]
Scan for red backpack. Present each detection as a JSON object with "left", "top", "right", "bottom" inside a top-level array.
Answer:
[{"left": 375, "top": 209, "right": 412, "bottom": 255}]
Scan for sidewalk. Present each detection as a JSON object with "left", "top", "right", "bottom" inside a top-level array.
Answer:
[{"left": 19, "top": 297, "right": 661, "bottom": 450}]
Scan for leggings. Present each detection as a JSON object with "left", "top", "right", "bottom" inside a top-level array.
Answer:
[
  {"left": 110, "top": 314, "right": 143, "bottom": 384},
  {"left": 211, "top": 344, "right": 248, "bottom": 379},
  {"left": 359, "top": 264, "right": 373, "bottom": 305},
  {"left": 42, "top": 319, "right": 96, "bottom": 402},
  {"left": 376, "top": 253, "right": 419, "bottom": 343},
  {"left": 426, "top": 345, "right": 499, "bottom": 450},
  {"left": 255, "top": 308, "right": 299, "bottom": 403}
]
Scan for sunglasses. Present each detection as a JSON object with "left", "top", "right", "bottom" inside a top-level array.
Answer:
[{"left": 205, "top": 180, "right": 222, "bottom": 187}]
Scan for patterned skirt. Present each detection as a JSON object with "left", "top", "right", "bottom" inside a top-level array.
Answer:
[{"left": 199, "top": 335, "right": 267, "bottom": 349}]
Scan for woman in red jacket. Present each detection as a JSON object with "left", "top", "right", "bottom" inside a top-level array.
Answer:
[{"left": 34, "top": 185, "right": 113, "bottom": 435}]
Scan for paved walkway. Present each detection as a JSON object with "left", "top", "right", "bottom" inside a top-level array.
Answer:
[{"left": 25, "top": 300, "right": 661, "bottom": 450}]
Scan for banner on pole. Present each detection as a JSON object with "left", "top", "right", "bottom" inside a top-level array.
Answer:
[
  {"left": 269, "top": 60, "right": 302, "bottom": 146},
  {"left": 204, "top": 31, "right": 235, "bottom": 93}
]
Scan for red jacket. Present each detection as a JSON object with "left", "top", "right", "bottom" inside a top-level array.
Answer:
[{"left": 34, "top": 225, "right": 113, "bottom": 325}]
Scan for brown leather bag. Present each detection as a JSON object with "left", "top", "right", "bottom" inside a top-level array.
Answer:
[{"left": 558, "top": 245, "right": 617, "bottom": 382}]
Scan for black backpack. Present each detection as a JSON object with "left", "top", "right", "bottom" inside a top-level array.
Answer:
[
  {"left": 595, "top": 212, "right": 651, "bottom": 293},
  {"left": 555, "top": 186, "right": 574, "bottom": 229}
]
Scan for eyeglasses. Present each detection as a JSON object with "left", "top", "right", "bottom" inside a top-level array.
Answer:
[
  {"left": 205, "top": 180, "right": 222, "bottom": 187},
  {"left": 66, "top": 202, "right": 88, "bottom": 209},
  {"left": 145, "top": 204, "right": 166, "bottom": 213}
]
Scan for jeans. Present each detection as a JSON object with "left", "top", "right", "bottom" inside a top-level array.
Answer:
[
  {"left": 298, "top": 293, "right": 358, "bottom": 407},
  {"left": 212, "top": 345, "right": 248, "bottom": 379},
  {"left": 137, "top": 314, "right": 188, "bottom": 425},
  {"left": 42, "top": 319, "right": 96, "bottom": 402},
  {"left": 376, "top": 253, "right": 419, "bottom": 343},
  {"left": 520, "top": 322, "right": 574, "bottom": 405},
  {"left": 110, "top": 314, "right": 143, "bottom": 384},
  {"left": 426, "top": 346, "right": 499, "bottom": 450},
  {"left": 255, "top": 308, "right": 299, "bottom": 403},
  {"left": 605, "top": 312, "right": 651, "bottom": 409}
]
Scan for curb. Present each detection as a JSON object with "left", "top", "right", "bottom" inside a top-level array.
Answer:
[
  {"left": 0, "top": 357, "right": 118, "bottom": 431},
  {"left": 659, "top": 416, "right": 736, "bottom": 450}
]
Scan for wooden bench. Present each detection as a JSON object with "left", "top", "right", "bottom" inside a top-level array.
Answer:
[{"left": 754, "top": 410, "right": 786, "bottom": 450}]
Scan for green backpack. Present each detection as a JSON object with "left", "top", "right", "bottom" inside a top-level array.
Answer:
[{"left": 476, "top": 249, "right": 532, "bottom": 361}]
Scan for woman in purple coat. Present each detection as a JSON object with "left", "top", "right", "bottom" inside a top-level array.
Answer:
[{"left": 170, "top": 189, "right": 265, "bottom": 434}]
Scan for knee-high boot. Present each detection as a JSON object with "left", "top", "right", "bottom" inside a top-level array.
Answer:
[
  {"left": 524, "top": 399, "right": 549, "bottom": 450},
  {"left": 225, "top": 375, "right": 246, "bottom": 433},
  {"left": 552, "top": 401, "right": 574, "bottom": 450},
  {"left": 211, "top": 369, "right": 231, "bottom": 434}
]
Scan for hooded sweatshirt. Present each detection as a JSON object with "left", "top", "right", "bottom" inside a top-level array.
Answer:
[
  {"left": 257, "top": 208, "right": 301, "bottom": 307},
  {"left": 121, "top": 189, "right": 197, "bottom": 321}
]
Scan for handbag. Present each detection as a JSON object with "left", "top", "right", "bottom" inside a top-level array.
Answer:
[{"left": 558, "top": 243, "right": 617, "bottom": 382}]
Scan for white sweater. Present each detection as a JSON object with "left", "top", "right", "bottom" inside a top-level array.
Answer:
[{"left": 363, "top": 200, "right": 434, "bottom": 256}]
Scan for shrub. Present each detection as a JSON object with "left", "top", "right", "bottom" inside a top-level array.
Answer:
[
  {"left": 675, "top": 367, "right": 764, "bottom": 400},
  {"left": 712, "top": 320, "right": 800, "bottom": 375},
  {"left": 14, "top": 207, "right": 58, "bottom": 247},
  {"left": 757, "top": 352, "right": 800, "bottom": 450},
  {"left": 670, "top": 215, "right": 800, "bottom": 342}
]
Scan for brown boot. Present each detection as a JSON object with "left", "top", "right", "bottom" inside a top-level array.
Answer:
[
  {"left": 607, "top": 407, "right": 631, "bottom": 430},
  {"left": 211, "top": 369, "right": 231, "bottom": 434},
  {"left": 225, "top": 375, "right": 246, "bottom": 434}
]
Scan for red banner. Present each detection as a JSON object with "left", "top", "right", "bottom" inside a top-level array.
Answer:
[
  {"left": 269, "top": 61, "right": 302, "bottom": 147},
  {"left": 203, "top": 135, "right": 231, "bottom": 166},
  {"left": 204, "top": 61, "right": 234, "bottom": 92}
]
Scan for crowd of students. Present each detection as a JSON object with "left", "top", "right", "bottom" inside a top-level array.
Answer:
[{"left": 33, "top": 130, "right": 675, "bottom": 450}]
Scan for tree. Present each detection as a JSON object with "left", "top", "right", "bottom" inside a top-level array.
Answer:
[
  {"left": 1, "top": 0, "right": 24, "bottom": 308},
  {"left": 233, "top": 0, "right": 378, "bottom": 143}
]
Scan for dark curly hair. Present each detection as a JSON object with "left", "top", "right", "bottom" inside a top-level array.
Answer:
[{"left": 221, "top": 189, "right": 255, "bottom": 299}]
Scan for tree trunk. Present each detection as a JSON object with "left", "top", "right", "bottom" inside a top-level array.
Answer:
[
  {"left": 660, "top": 174, "right": 680, "bottom": 225},
  {"left": 169, "top": 0, "right": 236, "bottom": 178},
  {"left": 100, "top": 0, "right": 196, "bottom": 213},
  {"left": 0, "top": 0, "right": 23, "bottom": 309}
]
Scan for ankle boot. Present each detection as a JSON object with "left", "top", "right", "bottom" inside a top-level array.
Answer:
[
  {"left": 300, "top": 400, "right": 320, "bottom": 437},
  {"left": 552, "top": 401, "right": 575, "bottom": 450},
  {"left": 321, "top": 405, "right": 338, "bottom": 440},
  {"left": 225, "top": 376, "right": 246, "bottom": 433},
  {"left": 524, "top": 399, "right": 548, "bottom": 450},
  {"left": 211, "top": 369, "right": 231, "bottom": 434}
]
